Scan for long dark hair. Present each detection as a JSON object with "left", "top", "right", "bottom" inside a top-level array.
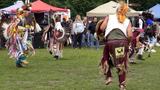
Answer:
[{"left": 142, "top": 12, "right": 154, "bottom": 20}]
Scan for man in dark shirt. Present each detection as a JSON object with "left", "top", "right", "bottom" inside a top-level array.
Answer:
[
  {"left": 88, "top": 17, "right": 97, "bottom": 35},
  {"left": 88, "top": 17, "right": 99, "bottom": 49}
]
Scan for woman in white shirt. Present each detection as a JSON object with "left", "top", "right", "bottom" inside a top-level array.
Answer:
[{"left": 72, "top": 15, "right": 84, "bottom": 48}]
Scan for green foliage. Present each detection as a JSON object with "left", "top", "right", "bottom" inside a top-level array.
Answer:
[
  {"left": 0, "top": 0, "right": 160, "bottom": 17},
  {"left": 0, "top": 0, "right": 15, "bottom": 8}
]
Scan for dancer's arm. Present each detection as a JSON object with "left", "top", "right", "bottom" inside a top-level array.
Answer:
[
  {"left": 127, "top": 22, "right": 133, "bottom": 42},
  {"left": 100, "top": 16, "right": 109, "bottom": 31}
]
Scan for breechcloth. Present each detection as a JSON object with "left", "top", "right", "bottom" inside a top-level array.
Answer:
[{"left": 101, "top": 39, "right": 129, "bottom": 86}]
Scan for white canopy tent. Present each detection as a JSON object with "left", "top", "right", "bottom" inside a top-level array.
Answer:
[
  {"left": 87, "top": 1, "right": 139, "bottom": 17},
  {"left": 0, "top": 0, "right": 24, "bottom": 13}
]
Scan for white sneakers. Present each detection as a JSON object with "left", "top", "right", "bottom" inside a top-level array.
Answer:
[
  {"left": 151, "top": 49, "right": 156, "bottom": 53},
  {"left": 156, "top": 43, "right": 160, "bottom": 47}
]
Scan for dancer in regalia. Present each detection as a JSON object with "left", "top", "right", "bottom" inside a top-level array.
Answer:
[
  {"left": 5, "top": 5, "right": 35, "bottom": 67},
  {"left": 52, "top": 16, "right": 65, "bottom": 59},
  {"left": 97, "top": 1, "right": 132, "bottom": 90},
  {"left": 42, "top": 16, "right": 65, "bottom": 60}
]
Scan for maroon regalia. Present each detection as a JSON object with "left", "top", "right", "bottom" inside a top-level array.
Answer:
[{"left": 100, "top": 28, "right": 129, "bottom": 87}]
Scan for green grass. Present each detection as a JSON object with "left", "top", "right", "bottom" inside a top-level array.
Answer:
[{"left": 0, "top": 47, "right": 160, "bottom": 90}]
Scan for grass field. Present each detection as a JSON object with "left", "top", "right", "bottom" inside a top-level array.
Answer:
[{"left": 0, "top": 47, "right": 160, "bottom": 90}]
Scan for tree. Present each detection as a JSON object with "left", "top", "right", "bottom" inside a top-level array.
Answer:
[
  {"left": 0, "top": 0, "right": 15, "bottom": 8},
  {"left": 0, "top": 0, "right": 160, "bottom": 18}
]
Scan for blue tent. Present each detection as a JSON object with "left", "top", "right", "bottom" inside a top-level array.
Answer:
[{"left": 149, "top": 4, "right": 160, "bottom": 18}]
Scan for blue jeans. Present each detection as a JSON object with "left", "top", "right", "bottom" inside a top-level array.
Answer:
[
  {"left": 90, "top": 34, "right": 99, "bottom": 49},
  {"left": 86, "top": 32, "right": 90, "bottom": 47},
  {"left": 148, "top": 36, "right": 156, "bottom": 45},
  {"left": 81, "top": 33, "right": 87, "bottom": 47}
]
